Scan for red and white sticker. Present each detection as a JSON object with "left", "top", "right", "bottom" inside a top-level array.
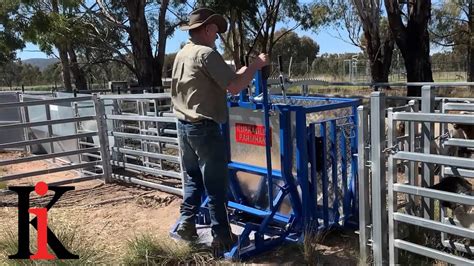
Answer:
[{"left": 235, "top": 123, "right": 271, "bottom": 146}]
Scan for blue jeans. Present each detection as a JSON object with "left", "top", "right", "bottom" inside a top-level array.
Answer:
[{"left": 177, "top": 119, "right": 232, "bottom": 241}]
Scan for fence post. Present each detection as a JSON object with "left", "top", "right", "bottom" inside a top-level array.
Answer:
[
  {"left": 370, "top": 91, "right": 388, "bottom": 264},
  {"left": 93, "top": 94, "right": 112, "bottom": 183},
  {"left": 357, "top": 105, "right": 370, "bottom": 264},
  {"left": 387, "top": 107, "right": 398, "bottom": 265},
  {"left": 421, "top": 86, "right": 435, "bottom": 220}
]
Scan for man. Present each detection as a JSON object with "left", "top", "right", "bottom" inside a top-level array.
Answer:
[{"left": 171, "top": 7, "right": 269, "bottom": 249}]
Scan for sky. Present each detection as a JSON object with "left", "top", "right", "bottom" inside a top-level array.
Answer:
[{"left": 16, "top": 26, "right": 361, "bottom": 60}]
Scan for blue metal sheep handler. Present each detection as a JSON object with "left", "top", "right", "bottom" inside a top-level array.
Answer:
[{"left": 171, "top": 70, "right": 360, "bottom": 260}]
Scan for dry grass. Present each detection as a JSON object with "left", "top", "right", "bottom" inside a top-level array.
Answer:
[
  {"left": 122, "top": 234, "right": 215, "bottom": 265},
  {"left": 0, "top": 218, "right": 106, "bottom": 265}
]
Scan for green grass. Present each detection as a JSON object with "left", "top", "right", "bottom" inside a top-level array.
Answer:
[
  {"left": 0, "top": 220, "right": 106, "bottom": 265},
  {"left": 122, "top": 234, "right": 215, "bottom": 265}
]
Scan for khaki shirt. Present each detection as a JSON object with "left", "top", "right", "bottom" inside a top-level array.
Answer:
[{"left": 171, "top": 39, "right": 236, "bottom": 124}]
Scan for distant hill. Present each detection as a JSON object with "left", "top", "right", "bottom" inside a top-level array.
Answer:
[{"left": 23, "top": 58, "right": 59, "bottom": 71}]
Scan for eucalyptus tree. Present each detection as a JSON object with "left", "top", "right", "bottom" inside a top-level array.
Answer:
[{"left": 385, "top": 0, "right": 433, "bottom": 96}]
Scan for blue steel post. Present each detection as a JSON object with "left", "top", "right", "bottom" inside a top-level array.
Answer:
[
  {"left": 340, "top": 121, "right": 349, "bottom": 224},
  {"left": 278, "top": 106, "right": 303, "bottom": 221},
  {"left": 308, "top": 123, "right": 319, "bottom": 228},
  {"left": 330, "top": 120, "right": 340, "bottom": 222},
  {"left": 257, "top": 70, "right": 274, "bottom": 211},
  {"left": 350, "top": 104, "right": 359, "bottom": 220},
  {"left": 295, "top": 107, "right": 311, "bottom": 226},
  {"left": 320, "top": 122, "right": 329, "bottom": 227}
]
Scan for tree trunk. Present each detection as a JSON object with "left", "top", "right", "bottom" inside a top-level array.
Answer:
[
  {"left": 67, "top": 44, "right": 88, "bottom": 91},
  {"left": 51, "top": 0, "right": 72, "bottom": 92},
  {"left": 403, "top": 24, "right": 433, "bottom": 96},
  {"left": 385, "top": 0, "right": 433, "bottom": 96},
  {"left": 125, "top": 0, "right": 157, "bottom": 89},
  {"left": 468, "top": 0, "right": 473, "bottom": 82},
  {"left": 57, "top": 45, "right": 73, "bottom": 92},
  {"left": 153, "top": 0, "right": 168, "bottom": 93}
]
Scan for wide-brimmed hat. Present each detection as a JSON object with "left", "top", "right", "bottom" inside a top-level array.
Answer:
[{"left": 180, "top": 8, "right": 227, "bottom": 33}]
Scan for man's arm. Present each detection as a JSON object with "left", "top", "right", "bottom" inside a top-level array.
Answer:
[{"left": 227, "top": 53, "right": 269, "bottom": 95}]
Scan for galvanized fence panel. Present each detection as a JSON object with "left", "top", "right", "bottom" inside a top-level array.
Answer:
[
  {"left": 0, "top": 95, "right": 110, "bottom": 188},
  {"left": 99, "top": 93, "right": 183, "bottom": 196}
]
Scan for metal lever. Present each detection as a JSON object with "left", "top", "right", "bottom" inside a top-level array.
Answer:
[{"left": 278, "top": 55, "right": 287, "bottom": 103}]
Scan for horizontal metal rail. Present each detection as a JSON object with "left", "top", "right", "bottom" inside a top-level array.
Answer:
[
  {"left": 42, "top": 174, "right": 103, "bottom": 186},
  {"left": 0, "top": 96, "right": 93, "bottom": 108},
  {"left": 107, "top": 114, "right": 176, "bottom": 123},
  {"left": 0, "top": 161, "right": 102, "bottom": 182},
  {"left": 110, "top": 160, "right": 181, "bottom": 179},
  {"left": 393, "top": 112, "right": 474, "bottom": 124},
  {"left": 442, "top": 239, "right": 473, "bottom": 254},
  {"left": 0, "top": 132, "right": 97, "bottom": 150},
  {"left": 82, "top": 153, "right": 102, "bottom": 160},
  {"left": 78, "top": 141, "right": 98, "bottom": 147},
  {"left": 0, "top": 116, "right": 96, "bottom": 130},
  {"left": 0, "top": 147, "right": 99, "bottom": 166},
  {"left": 110, "top": 131, "right": 178, "bottom": 144},
  {"left": 393, "top": 152, "right": 474, "bottom": 169},
  {"left": 113, "top": 147, "right": 179, "bottom": 163},
  {"left": 443, "top": 103, "right": 474, "bottom": 111},
  {"left": 394, "top": 213, "right": 474, "bottom": 239},
  {"left": 444, "top": 167, "right": 474, "bottom": 178},
  {"left": 393, "top": 183, "right": 473, "bottom": 206},
  {"left": 394, "top": 239, "right": 473, "bottom": 265},
  {"left": 99, "top": 93, "right": 171, "bottom": 100},
  {"left": 443, "top": 138, "right": 474, "bottom": 148},
  {"left": 112, "top": 174, "right": 182, "bottom": 196}
]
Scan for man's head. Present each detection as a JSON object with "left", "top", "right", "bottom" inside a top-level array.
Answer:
[{"left": 180, "top": 8, "right": 227, "bottom": 47}]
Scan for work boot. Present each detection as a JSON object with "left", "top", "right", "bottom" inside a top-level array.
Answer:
[
  {"left": 211, "top": 232, "right": 238, "bottom": 257},
  {"left": 176, "top": 223, "right": 198, "bottom": 242}
]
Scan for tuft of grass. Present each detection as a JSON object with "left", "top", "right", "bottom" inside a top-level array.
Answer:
[
  {"left": 0, "top": 221, "right": 106, "bottom": 265},
  {"left": 301, "top": 224, "right": 329, "bottom": 265},
  {"left": 123, "top": 234, "right": 215, "bottom": 265}
]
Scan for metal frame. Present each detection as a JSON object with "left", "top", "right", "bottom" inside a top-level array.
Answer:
[
  {"left": 171, "top": 70, "right": 360, "bottom": 260},
  {"left": 0, "top": 95, "right": 109, "bottom": 187},
  {"left": 364, "top": 84, "right": 474, "bottom": 265}
]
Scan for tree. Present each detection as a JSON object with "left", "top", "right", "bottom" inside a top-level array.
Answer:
[
  {"left": 94, "top": 0, "right": 187, "bottom": 90},
  {"left": 351, "top": 1, "right": 394, "bottom": 83},
  {"left": 0, "top": 1, "right": 25, "bottom": 65},
  {"left": 201, "top": 0, "right": 329, "bottom": 68},
  {"left": 431, "top": 0, "right": 472, "bottom": 81},
  {"left": 271, "top": 29, "right": 319, "bottom": 76},
  {"left": 385, "top": 0, "right": 433, "bottom": 96}
]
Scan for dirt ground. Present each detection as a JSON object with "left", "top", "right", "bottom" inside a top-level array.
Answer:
[{"left": 0, "top": 151, "right": 359, "bottom": 264}]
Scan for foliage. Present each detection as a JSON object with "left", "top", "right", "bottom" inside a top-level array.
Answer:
[
  {"left": 0, "top": 1, "right": 25, "bottom": 65},
  {"left": 271, "top": 29, "right": 320, "bottom": 76}
]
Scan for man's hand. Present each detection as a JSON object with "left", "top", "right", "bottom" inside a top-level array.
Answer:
[{"left": 254, "top": 53, "right": 270, "bottom": 69}]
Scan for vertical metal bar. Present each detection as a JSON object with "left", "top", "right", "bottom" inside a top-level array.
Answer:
[
  {"left": 44, "top": 104, "right": 55, "bottom": 162},
  {"left": 408, "top": 100, "right": 419, "bottom": 216},
  {"left": 387, "top": 108, "right": 398, "bottom": 265},
  {"left": 259, "top": 70, "right": 274, "bottom": 211},
  {"left": 370, "top": 91, "right": 388, "bottom": 264},
  {"left": 330, "top": 120, "right": 340, "bottom": 221},
  {"left": 93, "top": 95, "right": 112, "bottom": 183},
  {"left": 357, "top": 105, "right": 370, "bottom": 265},
  {"left": 73, "top": 102, "right": 82, "bottom": 165},
  {"left": 279, "top": 106, "right": 303, "bottom": 220},
  {"left": 154, "top": 99, "right": 164, "bottom": 168},
  {"left": 296, "top": 107, "right": 310, "bottom": 225},
  {"left": 18, "top": 93, "right": 31, "bottom": 154},
  {"left": 350, "top": 104, "right": 359, "bottom": 219},
  {"left": 340, "top": 120, "right": 348, "bottom": 223},
  {"left": 320, "top": 121, "right": 329, "bottom": 228},
  {"left": 421, "top": 86, "right": 435, "bottom": 220},
  {"left": 309, "top": 122, "right": 319, "bottom": 226}
]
